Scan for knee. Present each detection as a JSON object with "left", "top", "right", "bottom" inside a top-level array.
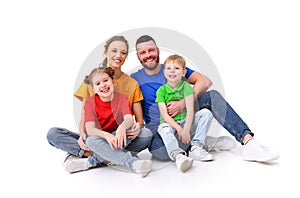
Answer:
[
  {"left": 85, "top": 136, "right": 96, "bottom": 148},
  {"left": 139, "top": 128, "right": 153, "bottom": 144},
  {"left": 195, "top": 108, "right": 213, "bottom": 121},
  {"left": 208, "top": 90, "right": 222, "bottom": 99},
  {"left": 140, "top": 127, "right": 153, "bottom": 138},
  {"left": 157, "top": 123, "right": 171, "bottom": 135},
  {"left": 201, "top": 108, "right": 213, "bottom": 120},
  {"left": 86, "top": 136, "right": 105, "bottom": 149},
  {"left": 46, "top": 127, "right": 59, "bottom": 144}
]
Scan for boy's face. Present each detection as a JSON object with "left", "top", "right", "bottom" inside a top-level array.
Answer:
[
  {"left": 92, "top": 72, "right": 114, "bottom": 101},
  {"left": 164, "top": 61, "right": 186, "bottom": 84},
  {"left": 136, "top": 40, "right": 160, "bottom": 70}
]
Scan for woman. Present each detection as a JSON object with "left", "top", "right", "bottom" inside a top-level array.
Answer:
[{"left": 47, "top": 36, "right": 152, "bottom": 173}]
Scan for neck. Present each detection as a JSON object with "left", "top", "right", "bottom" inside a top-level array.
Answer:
[
  {"left": 144, "top": 63, "right": 162, "bottom": 76},
  {"left": 113, "top": 68, "right": 123, "bottom": 78},
  {"left": 100, "top": 92, "right": 114, "bottom": 102},
  {"left": 168, "top": 81, "right": 179, "bottom": 89}
]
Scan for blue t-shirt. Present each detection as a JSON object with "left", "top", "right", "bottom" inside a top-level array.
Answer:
[{"left": 131, "top": 64, "right": 194, "bottom": 132}]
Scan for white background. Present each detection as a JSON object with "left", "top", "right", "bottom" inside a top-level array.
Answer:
[{"left": 1, "top": 0, "right": 299, "bottom": 197}]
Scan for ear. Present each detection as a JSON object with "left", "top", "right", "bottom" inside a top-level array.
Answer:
[{"left": 182, "top": 68, "right": 187, "bottom": 76}]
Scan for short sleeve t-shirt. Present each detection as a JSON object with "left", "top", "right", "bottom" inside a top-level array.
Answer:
[
  {"left": 84, "top": 92, "right": 132, "bottom": 133},
  {"left": 131, "top": 64, "right": 195, "bottom": 129},
  {"left": 156, "top": 80, "right": 194, "bottom": 123},
  {"left": 74, "top": 72, "right": 143, "bottom": 108}
]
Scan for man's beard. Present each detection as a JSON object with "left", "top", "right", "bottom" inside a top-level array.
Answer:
[{"left": 141, "top": 55, "right": 160, "bottom": 71}]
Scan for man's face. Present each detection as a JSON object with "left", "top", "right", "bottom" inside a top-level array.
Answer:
[{"left": 136, "top": 40, "right": 160, "bottom": 71}]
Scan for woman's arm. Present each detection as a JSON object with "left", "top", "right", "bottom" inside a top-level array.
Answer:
[
  {"left": 132, "top": 102, "right": 144, "bottom": 126},
  {"left": 127, "top": 102, "right": 144, "bottom": 140}
]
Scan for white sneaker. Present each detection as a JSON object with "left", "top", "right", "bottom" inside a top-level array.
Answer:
[
  {"left": 243, "top": 138, "right": 279, "bottom": 162},
  {"left": 205, "top": 136, "right": 236, "bottom": 152},
  {"left": 132, "top": 159, "right": 152, "bottom": 177},
  {"left": 175, "top": 154, "right": 194, "bottom": 172},
  {"left": 189, "top": 146, "right": 214, "bottom": 161},
  {"left": 63, "top": 153, "right": 92, "bottom": 173}
]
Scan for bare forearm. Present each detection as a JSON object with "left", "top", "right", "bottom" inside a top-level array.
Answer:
[
  {"left": 87, "top": 127, "right": 106, "bottom": 138},
  {"left": 132, "top": 102, "right": 144, "bottom": 126},
  {"left": 183, "top": 95, "right": 194, "bottom": 131},
  {"left": 188, "top": 72, "right": 212, "bottom": 99},
  {"left": 118, "top": 114, "right": 134, "bottom": 131}
]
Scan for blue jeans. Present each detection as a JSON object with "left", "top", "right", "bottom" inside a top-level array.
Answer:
[
  {"left": 46, "top": 127, "right": 100, "bottom": 166},
  {"left": 198, "top": 90, "right": 253, "bottom": 141},
  {"left": 158, "top": 109, "right": 213, "bottom": 160},
  {"left": 149, "top": 90, "right": 253, "bottom": 161},
  {"left": 86, "top": 128, "right": 152, "bottom": 169},
  {"left": 47, "top": 127, "right": 152, "bottom": 167}
]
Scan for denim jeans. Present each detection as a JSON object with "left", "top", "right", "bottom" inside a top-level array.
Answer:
[
  {"left": 198, "top": 90, "right": 253, "bottom": 141},
  {"left": 157, "top": 109, "right": 213, "bottom": 160},
  {"left": 85, "top": 128, "right": 153, "bottom": 169},
  {"left": 46, "top": 127, "right": 100, "bottom": 166},
  {"left": 47, "top": 127, "right": 153, "bottom": 167},
  {"left": 148, "top": 90, "right": 253, "bottom": 161}
]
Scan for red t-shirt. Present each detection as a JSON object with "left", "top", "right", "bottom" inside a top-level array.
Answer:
[{"left": 84, "top": 92, "right": 132, "bottom": 133}]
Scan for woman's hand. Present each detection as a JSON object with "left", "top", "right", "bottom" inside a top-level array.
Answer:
[{"left": 126, "top": 122, "right": 141, "bottom": 140}]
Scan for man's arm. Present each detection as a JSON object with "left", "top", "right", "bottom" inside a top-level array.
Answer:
[{"left": 187, "top": 71, "right": 212, "bottom": 100}]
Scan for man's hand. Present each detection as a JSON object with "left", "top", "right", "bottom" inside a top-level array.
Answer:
[{"left": 167, "top": 100, "right": 185, "bottom": 117}]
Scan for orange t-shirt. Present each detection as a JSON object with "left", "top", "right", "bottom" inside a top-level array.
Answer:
[{"left": 74, "top": 73, "right": 143, "bottom": 108}]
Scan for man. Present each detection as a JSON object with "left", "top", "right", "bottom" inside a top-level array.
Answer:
[{"left": 131, "top": 35, "right": 279, "bottom": 162}]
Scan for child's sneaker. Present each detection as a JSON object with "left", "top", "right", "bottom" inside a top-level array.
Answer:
[
  {"left": 132, "top": 159, "right": 152, "bottom": 177},
  {"left": 189, "top": 146, "right": 214, "bottom": 161},
  {"left": 175, "top": 154, "right": 194, "bottom": 172},
  {"left": 63, "top": 153, "right": 92, "bottom": 173}
]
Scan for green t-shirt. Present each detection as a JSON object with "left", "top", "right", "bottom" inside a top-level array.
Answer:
[{"left": 155, "top": 80, "right": 194, "bottom": 123}]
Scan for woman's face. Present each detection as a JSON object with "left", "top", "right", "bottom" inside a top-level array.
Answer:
[
  {"left": 105, "top": 40, "right": 128, "bottom": 70},
  {"left": 92, "top": 72, "right": 114, "bottom": 101}
]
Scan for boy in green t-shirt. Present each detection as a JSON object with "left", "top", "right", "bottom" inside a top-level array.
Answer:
[{"left": 156, "top": 54, "right": 214, "bottom": 172}]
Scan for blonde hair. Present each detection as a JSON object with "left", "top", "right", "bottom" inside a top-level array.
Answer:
[{"left": 164, "top": 54, "right": 186, "bottom": 69}]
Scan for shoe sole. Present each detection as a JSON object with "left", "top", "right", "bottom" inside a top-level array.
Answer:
[
  {"left": 179, "top": 159, "right": 194, "bottom": 172},
  {"left": 199, "top": 157, "right": 214, "bottom": 162},
  {"left": 244, "top": 154, "right": 279, "bottom": 162},
  {"left": 137, "top": 160, "right": 152, "bottom": 177}
]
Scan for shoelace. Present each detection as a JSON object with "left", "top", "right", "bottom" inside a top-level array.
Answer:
[
  {"left": 206, "top": 141, "right": 222, "bottom": 152},
  {"left": 191, "top": 146, "right": 209, "bottom": 156}
]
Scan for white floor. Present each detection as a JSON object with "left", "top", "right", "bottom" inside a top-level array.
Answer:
[
  {"left": 28, "top": 131, "right": 295, "bottom": 198},
  {"left": 2, "top": 2, "right": 300, "bottom": 197}
]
